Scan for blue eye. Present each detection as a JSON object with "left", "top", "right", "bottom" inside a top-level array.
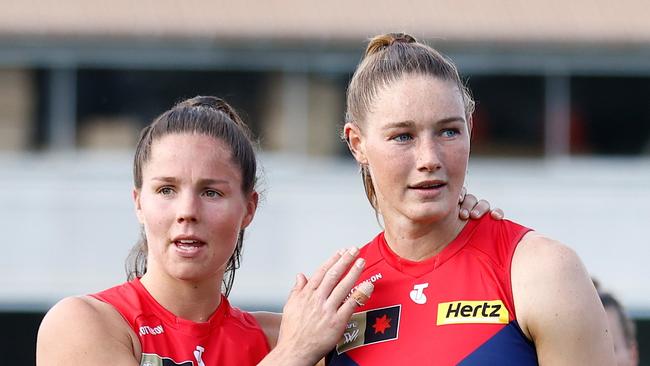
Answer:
[
  {"left": 392, "top": 133, "right": 413, "bottom": 142},
  {"left": 158, "top": 187, "right": 174, "bottom": 196},
  {"left": 441, "top": 129, "right": 460, "bottom": 138},
  {"left": 203, "top": 189, "right": 222, "bottom": 198}
]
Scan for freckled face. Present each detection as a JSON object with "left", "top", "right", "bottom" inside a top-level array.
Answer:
[
  {"left": 353, "top": 74, "right": 471, "bottom": 224},
  {"left": 134, "top": 133, "right": 256, "bottom": 283}
]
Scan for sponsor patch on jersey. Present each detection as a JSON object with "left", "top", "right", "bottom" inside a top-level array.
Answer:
[
  {"left": 436, "top": 300, "right": 509, "bottom": 325},
  {"left": 140, "top": 353, "right": 193, "bottom": 366},
  {"left": 139, "top": 324, "right": 164, "bottom": 336},
  {"left": 336, "top": 305, "right": 401, "bottom": 354}
]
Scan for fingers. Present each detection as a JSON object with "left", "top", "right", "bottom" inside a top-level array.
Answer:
[
  {"left": 459, "top": 192, "right": 477, "bottom": 220},
  {"left": 287, "top": 273, "right": 308, "bottom": 302},
  {"left": 324, "top": 256, "right": 366, "bottom": 309},
  {"left": 315, "top": 247, "right": 359, "bottom": 299},
  {"left": 307, "top": 250, "right": 346, "bottom": 290},
  {"left": 490, "top": 208, "right": 505, "bottom": 220},
  {"left": 337, "top": 281, "right": 374, "bottom": 320},
  {"left": 294, "top": 273, "right": 308, "bottom": 291},
  {"left": 350, "top": 286, "right": 370, "bottom": 306},
  {"left": 469, "top": 199, "right": 491, "bottom": 219},
  {"left": 460, "top": 194, "right": 499, "bottom": 220}
]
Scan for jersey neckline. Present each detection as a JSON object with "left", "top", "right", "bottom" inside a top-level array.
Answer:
[
  {"left": 132, "top": 277, "right": 228, "bottom": 337},
  {"left": 377, "top": 217, "right": 482, "bottom": 278}
]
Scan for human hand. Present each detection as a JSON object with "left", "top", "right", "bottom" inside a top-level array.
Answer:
[
  {"left": 268, "top": 248, "right": 373, "bottom": 366},
  {"left": 458, "top": 187, "right": 504, "bottom": 220}
]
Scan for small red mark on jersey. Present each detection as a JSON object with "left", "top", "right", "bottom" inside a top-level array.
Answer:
[{"left": 372, "top": 314, "right": 391, "bottom": 334}]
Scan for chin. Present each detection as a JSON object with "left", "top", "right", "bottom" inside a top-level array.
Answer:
[
  {"left": 169, "top": 265, "right": 211, "bottom": 282},
  {"left": 407, "top": 205, "right": 453, "bottom": 224}
]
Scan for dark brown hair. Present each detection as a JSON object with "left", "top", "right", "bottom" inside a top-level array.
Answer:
[
  {"left": 127, "top": 96, "right": 258, "bottom": 297},
  {"left": 600, "top": 292, "right": 637, "bottom": 348},
  {"left": 345, "top": 32, "right": 475, "bottom": 210}
]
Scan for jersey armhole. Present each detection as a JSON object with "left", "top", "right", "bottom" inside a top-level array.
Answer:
[{"left": 506, "top": 228, "right": 533, "bottom": 321}]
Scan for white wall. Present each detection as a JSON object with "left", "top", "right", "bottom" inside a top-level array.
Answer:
[{"left": 1, "top": 152, "right": 648, "bottom": 315}]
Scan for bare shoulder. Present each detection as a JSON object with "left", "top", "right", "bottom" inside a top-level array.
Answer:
[
  {"left": 250, "top": 311, "right": 282, "bottom": 349},
  {"left": 37, "top": 295, "right": 139, "bottom": 366},
  {"left": 512, "top": 232, "right": 615, "bottom": 365},
  {"left": 512, "top": 232, "right": 584, "bottom": 292}
]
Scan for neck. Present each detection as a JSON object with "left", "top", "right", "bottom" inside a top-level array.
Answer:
[
  {"left": 140, "top": 269, "right": 223, "bottom": 323},
  {"left": 383, "top": 209, "right": 466, "bottom": 261}
]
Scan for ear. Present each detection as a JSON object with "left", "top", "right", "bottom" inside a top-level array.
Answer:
[
  {"left": 344, "top": 122, "right": 368, "bottom": 165},
  {"left": 241, "top": 190, "right": 259, "bottom": 229},
  {"left": 133, "top": 188, "right": 144, "bottom": 224},
  {"left": 467, "top": 116, "right": 474, "bottom": 137}
]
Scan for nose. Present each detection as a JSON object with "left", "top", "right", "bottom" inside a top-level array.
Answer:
[
  {"left": 176, "top": 192, "right": 199, "bottom": 224},
  {"left": 416, "top": 137, "right": 442, "bottom": 172}
]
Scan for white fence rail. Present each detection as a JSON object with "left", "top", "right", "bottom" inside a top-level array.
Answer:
[{"left": 1, "top": 152, "right": 648, "bottom": 314}]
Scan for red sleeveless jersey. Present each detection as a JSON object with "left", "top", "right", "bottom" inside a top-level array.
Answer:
[
  {"left": 327, "top": 216, "right": 538, "bottom": 365},
  {"left": 91, "top": 278, "right": 270, "bottom": 366}
]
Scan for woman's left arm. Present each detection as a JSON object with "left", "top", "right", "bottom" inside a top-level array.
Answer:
[{"left": 512, "top": 232, "right": 616, "bottom": 366}]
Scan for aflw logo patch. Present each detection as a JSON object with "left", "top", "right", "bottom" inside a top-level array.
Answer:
[
  {"left": 140, "top": 353, "right": 192, "bottom": 366},
  {"left": 336, "top": 305, "right": 401, "bottom": 354},
  {"left": 436, "top": 300, "right": 509, "bottom": 325}
]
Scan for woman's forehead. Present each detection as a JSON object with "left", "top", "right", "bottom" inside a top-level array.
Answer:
[
  {"left": 146, "top": 134, "right": 236, "bottom": 169},
  {"left": 367, "top": 75, "right": 465, "bottom": 123}
]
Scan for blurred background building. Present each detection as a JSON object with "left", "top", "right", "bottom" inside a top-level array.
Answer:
[{"left": 1, "top": 0, "right": 649, "bottom": 364}]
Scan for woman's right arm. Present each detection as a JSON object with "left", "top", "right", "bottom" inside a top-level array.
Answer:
[{"left": 37, "top": 296, "right": 139, "bottom": 366}]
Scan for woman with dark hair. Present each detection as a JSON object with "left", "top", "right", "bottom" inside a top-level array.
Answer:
[{"left": 36, "top": 96, "right": 373, "bottom": 365}]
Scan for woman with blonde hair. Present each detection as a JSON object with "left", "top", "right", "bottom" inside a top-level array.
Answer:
[{"left": 327, "top": 33, "right": 616, "bottom": 365}]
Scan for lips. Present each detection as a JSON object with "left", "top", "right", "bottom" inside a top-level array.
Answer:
[
  {"left": 172, "top": 236, "right": 206, "bottom": 256},
  {"left": 409, "top": 180, "right": 446, "bottom": 189},
  {"left": 175, "top": 239, "right": 204, "bottom": 248}
]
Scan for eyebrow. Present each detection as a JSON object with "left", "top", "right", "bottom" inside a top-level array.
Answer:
[
  {"left": 150, "top": 176, "right": 230, "bottom": 185},
  {"left": 382, "top": 116, "right": 466, "bottom": 130}
]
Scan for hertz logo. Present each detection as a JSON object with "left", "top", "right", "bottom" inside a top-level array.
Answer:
[{"left": 436, "top": 300, "right": 509, "bottom": 325}]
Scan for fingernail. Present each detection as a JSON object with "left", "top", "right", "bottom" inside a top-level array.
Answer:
[
  {"left": 460, "top": 209, "right": 469, "bottom": 218},
  {"left": 471, "top": 210, "right": 479, "bottom": 217},
  {"left": 337, "top": 248, "right": 347, "bottom": 256},
  {"left": 355, "top": 258, "right": 365, "bottom": 268},
  {"left": 348, "top": 247, "right": 359, "bottom": 256}
]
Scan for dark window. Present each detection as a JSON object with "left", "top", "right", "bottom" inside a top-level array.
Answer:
[
  {"left": 571, "top": 76, "right": 650, "bottom": 155},
  {"left": 76, "top": 69, "right": 265, "bottom": 148},
  {"left": 466, "top": 75, "right": 545, "bottom": 157}
]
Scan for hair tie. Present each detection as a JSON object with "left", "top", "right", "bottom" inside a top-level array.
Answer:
[{"left": 389, "top": 33, "right": 416, "bottom": 46}]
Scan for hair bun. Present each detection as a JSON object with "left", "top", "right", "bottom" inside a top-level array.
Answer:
[
  {"left": 188, "top": 95, "right": 222, "bottom": 108},
  {"left": 364, "top": 32, "right": 417, "bottom": 57},
  {"left": 183, "top": 96, "right": 244, "bottom": 126}
]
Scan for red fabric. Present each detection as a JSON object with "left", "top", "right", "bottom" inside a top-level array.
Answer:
[
  {"left": 91, "top": 278, "right": 269, "bottom": 365},
  {"left": 329, "top": 216, "right": 534, "bottom": 365}
]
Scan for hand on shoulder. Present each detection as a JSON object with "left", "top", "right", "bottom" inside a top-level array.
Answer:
[
  {"left": 512, "top": 232, "right": 615, "bottom": 366},
  {"left": 37, "top": 296, "right": 139, "bottom": 366},
  {"left": 258, "top": 248, "right": 373, "bottom": 366}
]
